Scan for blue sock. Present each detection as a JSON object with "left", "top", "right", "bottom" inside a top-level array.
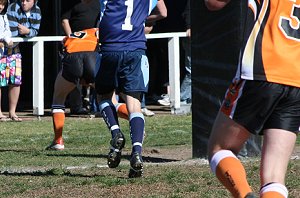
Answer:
[
  {"left": 129, "top": 112, "right": 144, "bottom": 154},
  {"left": 99, "top": 100, "right": 120, "bottom": 138}
]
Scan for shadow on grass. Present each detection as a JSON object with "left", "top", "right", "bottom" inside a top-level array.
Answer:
[
  {"left": 0, "top": 149, "right": 35, "bottom": 153},
  {"left": 45, "top": 153, "right": 180, "bottom": 163},
  {"left": 0, "top": 170, "right": 108, "bottom": 178},
  {"left": 0, "top": 149, "right": 180, "bottom": 163}
]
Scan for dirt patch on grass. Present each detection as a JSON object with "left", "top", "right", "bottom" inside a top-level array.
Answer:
[{"left": 144, "top": 144, "right": 300, "bottom": 163}]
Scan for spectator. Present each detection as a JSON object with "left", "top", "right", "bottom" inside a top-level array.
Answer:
[
  {"left": 147, "top": 0, "right": 187, "bottom": 107},
  {"left": 0, "top": 0, "right": 14, "bottom": 121},
  {"left": 6, "top": 0, "right": 41, "bottom": 121},
  {"left": 180, "top": 0, "right": 191, "bottom": 105},
  {"left": 142, "top": 0, "right": 167, "bottom": 116},
  {"left": 147, "top": 0, "right": 187, "bottom": 106}
]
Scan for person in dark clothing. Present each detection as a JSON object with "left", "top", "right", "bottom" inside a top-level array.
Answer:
[
  {"left": 46, "top": 0, "right": 100, "bottom": 150},
  {"left": 62, "top": 0, "right": 100, "bottom": 115},
  {"left": 180, "top": 0, "right": 191, "bottom": 104},
  {"left": 146, "top": 0, "right": 187, "bottom": 104}
]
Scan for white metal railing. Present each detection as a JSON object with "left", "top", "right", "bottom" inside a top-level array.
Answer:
[{"left": 11, "top": 32, "right": 187, "bottom": 116}]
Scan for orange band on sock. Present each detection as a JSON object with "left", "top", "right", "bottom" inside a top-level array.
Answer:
[
  {"left": 116, "top": 103, "right": 129, "bottom": 120},
  {"left": 52, "top": 112, "right": 65, "bottom": 141},
  {"left": 216, "top": 157, "right": 252, "bottom": 198}
]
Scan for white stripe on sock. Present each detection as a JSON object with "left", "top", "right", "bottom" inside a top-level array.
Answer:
[
  {"left": 110, "top": 125, "right": 119, "bottom": 131},
  {"left": 52, "top": 109, "right": 64, "bottom": 113},
  {"left": 260, "top": 183, "right": 288, "bottom": 198},
  {"left": 133, "top": 142, "right": 142, "bottom": 147},
  {"left": 210, "top": 150, "right": 237, "bottom": 174}
]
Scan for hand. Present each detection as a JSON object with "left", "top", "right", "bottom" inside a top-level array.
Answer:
[
  {"left": 80, "top": 79, "right": 89, "bottom": 87},
  {"left": 144, "top": 26, "right": 153, "bottom": 34},
  {"left": 7, "top": 41, "right": 13, "bottom": 48},
  {"left": 0, "top": 42, "right": 4, "bottom": 48},
  {"left": 186, "top": 28, "right": 191, "bottom": 38},
  {"left": 205, "top": 0, "right": 231, "bottom": 11},
  {"left": 17, "top": 24, "right": 30, "bottom": 35}
]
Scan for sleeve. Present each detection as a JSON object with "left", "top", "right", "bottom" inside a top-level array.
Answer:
[
  {"left": 3, "top": 14, "right": 12, "bottom": 44},
  {"left": 61, "top": 8, "right": 72, "bottom": 21},
  {"left": 182, "top": 0, "right": 190, "bottom": 30},
  {"left": 6, "top": 3, "right": 20, "bottom": 37},
  {"left": 27, "top": 6, "right": 41, "bottom": 37}
]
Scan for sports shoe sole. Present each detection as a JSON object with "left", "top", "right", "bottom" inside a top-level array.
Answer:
[
  {"left": 46, "top": 143, "right": 65, "bottom": 150},
  {"left": 128, "top": 164, "right": 143, "bottom": 178},
  {"left": 107, "top": 132, "right": 125, "bottom": 168},
  {"left": 128, "top": 153, "right": 143, "bottom": 178}
]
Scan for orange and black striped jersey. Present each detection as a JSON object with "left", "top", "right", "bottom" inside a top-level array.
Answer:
[
  {"left": 64, "top": 28, "right": 99, "bottom": 53},
  {"left": 238, "top": 0, "right": 300, "bottom": 88}
]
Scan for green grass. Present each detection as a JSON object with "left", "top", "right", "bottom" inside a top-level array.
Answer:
[{"left": 0, "top": 114, "right": 299, "bottom": 198}]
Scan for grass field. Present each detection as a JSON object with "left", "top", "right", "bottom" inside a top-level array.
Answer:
[{"left": 0, "top": 114, "right": 299, "bottom": 197}]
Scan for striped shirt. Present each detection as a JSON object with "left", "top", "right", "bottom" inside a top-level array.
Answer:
[{"left": 7, "top": 2, "right": 41, "bottom": 38}]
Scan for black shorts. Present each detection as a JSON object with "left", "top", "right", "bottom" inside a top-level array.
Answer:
[
  {"left": 221, "top": 79, "right": 300, "bottom": 135},
  {"left": 61, "top": 51, "right": 98, "bottom": 84}
]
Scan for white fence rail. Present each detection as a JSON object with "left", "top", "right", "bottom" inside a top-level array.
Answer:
[{"left": 11, "top": 32, "right": 187, "bottom": 116}]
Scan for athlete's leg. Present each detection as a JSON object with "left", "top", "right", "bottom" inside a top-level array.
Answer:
[
  {"left": 123, "top": 93, "right": 144, "bottom": 178},
  {"left": 98, "top": 92, "right": 126, "bottom": 168},
  {"left": 208, "top": 111, "right": 253, "bottom": 198},
  {"left": 53, "top": 72, "right": 77, "bottom": 105},
  {"left": 112, "top": 91, "right": 129, "bottom": 120},
  {"left": 259, "top": 129, "right": 296, "bottom": 198},
  {"left": 47, "top": 72, "right": 76, "bottom": 150},
  {"left": 123, "top": 94, "right": 144, "bottom": 153},
  {"left": 98, "top": 92, "right": 121, "bottom": 138}
]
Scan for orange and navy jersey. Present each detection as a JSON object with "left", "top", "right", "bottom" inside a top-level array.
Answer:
[
  {"left": 64, "top": 28, "right": 99, "bottom": 53},
  {"left": 238, "top": 0, "right": 300, "bottom": 88}
]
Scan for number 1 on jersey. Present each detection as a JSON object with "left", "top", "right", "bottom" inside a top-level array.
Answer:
[{"left": 122, "top": 0, "right": 133, "bottom": 31}]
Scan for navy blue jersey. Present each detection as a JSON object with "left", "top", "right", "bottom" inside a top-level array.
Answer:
[{"left": 99, "top": 0, "right": 157, "bottom": 51}]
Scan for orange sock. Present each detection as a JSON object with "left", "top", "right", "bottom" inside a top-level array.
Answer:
[
  {"left": 115, "top": 103, "right": 129, "bottom": 120},
  {"left": 260, "top": 183, "right": 288, "bottom": 198},
  {"left": 210, "top": 150, "right": 252, "bottom": 198},
  {"left": 52, "top": 110, "right": 65, "bottom": 143}
]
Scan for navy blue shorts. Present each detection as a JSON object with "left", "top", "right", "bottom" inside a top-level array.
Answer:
[
  {"left": 221, "top": 79, "right": 300, "bottom": 135},
  {"left": 95, "top": 50, "right": 149, "bottom": 95},
  {"left": 62, "top": 51, "right": 98, "bottom": 84}
]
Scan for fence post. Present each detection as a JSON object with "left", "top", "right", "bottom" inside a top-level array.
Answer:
[
  {"left": 12, "top": 34, "right": 185, "bottom": 116},
  {"left": 168, "top": 36, "right": 181, "bottom": 114},
  {"left": 32, "top": 40, "right": 44, "bottom": 116}
]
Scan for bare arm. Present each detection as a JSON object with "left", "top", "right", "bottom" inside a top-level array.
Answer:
[
  {"left": 61, "top": 19, "right": 72, "bottom": 36},
  {"left": 145, "top": 0, "right": 167, "bottom": 34},
  {"left": 204, "top": 0, "right": 231, "bottom": 11},
  {"left": 146, "top": 0, "right": 167, "bottom": 24}
]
